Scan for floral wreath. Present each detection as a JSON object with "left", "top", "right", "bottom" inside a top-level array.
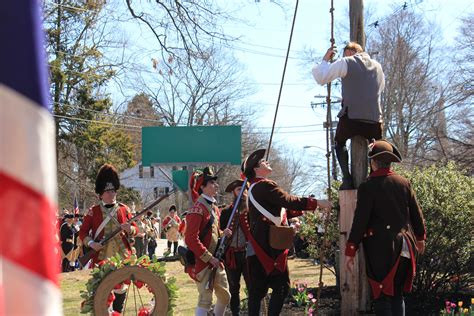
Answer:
[{"left": 80, "top": 254, "right": 177, "bottom": 315}]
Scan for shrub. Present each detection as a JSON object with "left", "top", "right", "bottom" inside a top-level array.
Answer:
[
  {"left": 298, "top": 184, "right": 339, "bottom": 276},
  {"left": 397, "top": 162, "right": 474, "bottom": 313}
]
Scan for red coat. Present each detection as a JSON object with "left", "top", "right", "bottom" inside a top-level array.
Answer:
[
  {"left": 184, "top": 196, "right": 221, "bottom": 280},
  {"left": 79, "top": 202, "right": 137, "bottom": 264},
  {"left": 162, "top": 214, "right": 181, "bottom": 229}
]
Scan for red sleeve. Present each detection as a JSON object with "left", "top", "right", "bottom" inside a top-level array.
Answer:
[
  {"left": 345, "top": 241, "right": 359, "bottom": 257},
  {"left": 125, "top": 210, "right": 138, "bottom": 235},
  {"left": 178, "top": 221, "right": 186, "bottom": 233},
  {"left": 79, "top": 210, "right": 93, "bottom": 242},
  {"left": 184, "top": 213, "right": 207, "bottom": 258},
  {"left": 162, "top": 216, "right": 170, "bottom": 228},
  {"left": 306, "top": 198, "right": 318, "bottom": 210},
  {"left": 175, "top": 215, "right": 182, "bottom": 224}
]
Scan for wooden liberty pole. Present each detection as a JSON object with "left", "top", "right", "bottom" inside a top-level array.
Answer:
[{"left": 339, "top": 0, "right": 371, "bottom": 314}]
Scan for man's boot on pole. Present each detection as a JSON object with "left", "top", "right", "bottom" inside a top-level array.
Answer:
[{"left": 335, "top": 144, "right": 354, "bottom": 190}]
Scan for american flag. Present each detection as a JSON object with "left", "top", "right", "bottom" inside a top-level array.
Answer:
[
  {"left": 73, "top": 195, "right": 80, "bottom": 215},
  {"left": 0, "top": 0, "right": 62, "bottom": 315}
]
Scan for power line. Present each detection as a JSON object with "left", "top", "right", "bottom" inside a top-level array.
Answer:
[
  {"left": 53, "top": 100, "right": 322, "bottom": 126},
  {"left": 53, "top": 114, "right": 325, "bottom": 134}
]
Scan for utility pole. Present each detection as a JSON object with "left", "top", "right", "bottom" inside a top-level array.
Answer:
[{"left": 338, "top": 0, "right": 371, "bottom": 315}]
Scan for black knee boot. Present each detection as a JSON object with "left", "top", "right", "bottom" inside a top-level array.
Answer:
[
  {"left": 335, "top": 144, "right": 354, "bottom": 190},
  {"left": 173, "top": 242, "right": 178, "bottom": 255}
]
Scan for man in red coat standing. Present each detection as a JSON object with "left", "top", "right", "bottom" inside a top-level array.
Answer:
[
  {"left": 185, "top": 167, "right": 231, "bottom": 316},
  {"left": 345, "top": 140, "right": 426, "bottom": 316},
  {"left": 79, "top": 163, "right": 137, "bottom": 313},
  {"left": 162, "top": 205, "right": 182, "bottom": 256}
]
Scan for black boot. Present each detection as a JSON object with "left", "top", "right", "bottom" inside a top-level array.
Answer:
[{"left": 335, "top": 144, "right": 354, "bottom": 190}]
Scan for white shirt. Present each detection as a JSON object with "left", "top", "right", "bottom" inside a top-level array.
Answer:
[
  {"left": 312, "top": 59, "right": 348, "bottom": 85},
  {"left": 201, "top": 194, "right": 217, "bottom": 204}
]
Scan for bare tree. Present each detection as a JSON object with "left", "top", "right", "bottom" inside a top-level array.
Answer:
[
  {"left": 369, "top": 9, "right": 446, "bottom": 166},
  {"left": 426, "top": 13, "right": 474, "bottom": 173},
  {"left": 124, "top": 0, "right": 238, "bottom": 82},
  {"left": 135, "top": 47, "right": 254, "bottom": 127}
]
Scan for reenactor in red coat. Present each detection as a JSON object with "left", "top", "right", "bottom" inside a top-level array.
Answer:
[
  {"left": 345, "top": 140, "right": 426, "bottom": 316},
  {"left": 219, "top": 179, "right": 250, "bottom": 316},
  {"left": 79, "top": 163, "right": 137, "bottom": 313},
  {"left": 162, "top": 204, "right": 182, "bottom": 255},
  {"left": 185, "top": 167, "right": 231, "bottom": 316},
  {"left": 242, "top": 149, "right": 331, "bottom": 316}
]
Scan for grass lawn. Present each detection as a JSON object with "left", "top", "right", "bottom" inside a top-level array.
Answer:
[{"left": 61, "top": 258, "right": 336, "bottom": 315}]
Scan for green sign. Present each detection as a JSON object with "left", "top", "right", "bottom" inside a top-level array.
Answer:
[
  {"left": 142, "top": 126, "right": 241, "bottom": 166},
  {"left": 172, "top": 170, "right": 189, "bottom": 192}
]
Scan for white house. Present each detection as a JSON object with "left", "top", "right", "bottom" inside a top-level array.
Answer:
[{"left": 120, "top": 163, "right": 175, "bottom": 205}]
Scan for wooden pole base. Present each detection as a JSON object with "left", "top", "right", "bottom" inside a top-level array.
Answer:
[{"left": 339, "top": 190, "right": 371, "bottom": 315}]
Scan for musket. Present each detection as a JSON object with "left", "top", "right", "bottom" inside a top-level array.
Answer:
[
  {"left": 205, "top": 179, "right": 248, "bottom": 290},
  {"left": 78, "top": 191, "right": 173, "bottom": 267}
]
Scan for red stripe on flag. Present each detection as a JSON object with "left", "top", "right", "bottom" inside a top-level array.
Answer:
[{"left": 0, "top": 172, "right": 59, "bottom": 285}]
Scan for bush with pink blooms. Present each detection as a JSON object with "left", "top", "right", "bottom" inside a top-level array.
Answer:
[{"left": 290, "top": 281, "right": 319, "bottom": 315}]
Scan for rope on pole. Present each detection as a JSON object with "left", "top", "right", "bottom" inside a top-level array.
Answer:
[
  {"left": 315, "top": 0, "right": 335, "bottom": 312},
  {"left": 266, "top": 0, "right": 300, "bottom": 160}
]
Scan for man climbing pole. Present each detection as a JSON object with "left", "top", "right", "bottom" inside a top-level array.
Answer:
[{"left": 312, "top": 42, "right": 385, "bottom": 190}]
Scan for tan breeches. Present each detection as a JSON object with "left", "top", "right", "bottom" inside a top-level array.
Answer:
[{"left": 194, "top": 267, "right": 231, "bottom": 310}]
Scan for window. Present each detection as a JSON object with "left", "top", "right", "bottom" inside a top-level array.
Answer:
[
  {"left": 139, "top": 165, "right": 143, "bottom": 178},
  {"left": 153, "top": 187, "right": 169, "bottom": 198},
  {"left": 150, "top": 166, "right": 154, "bottom": 178}
]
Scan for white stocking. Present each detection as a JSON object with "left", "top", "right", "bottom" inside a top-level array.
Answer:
[
  {"left": 195, "top": 306, "right": 209, "bottom": 316},
  {"left": 213, "top": 302, "right": 227, "bottom": 316}
]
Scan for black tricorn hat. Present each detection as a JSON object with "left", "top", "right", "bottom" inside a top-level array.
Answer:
[
  {"left": 95, "top": 164, "right": 120, "bottom": 195},
  {"left": 243, "top": 149, "right": 266, "bottom": 177},
  {"left": 202, "top": 166, "right": 218, "bottom": 182},
  {"left": 368, "top": 139, "right": 402, "bottom": 163},
  {"left": 225, "top": 179, "right": 248, "bottom": 193},
  {"left": 168, "top": 204, "right": 177, "bottom": 212},
  {"left": 64, "top": 214, "right": 74, "bottom": 219}
]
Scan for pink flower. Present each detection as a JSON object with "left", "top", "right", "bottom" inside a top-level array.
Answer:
[
  {"left": 445, "top": 301, "right": 451, "bottom": 307},
  {"left": 298, "top": 287, "right": 304, "bottom": 292},
  {"left": 451, "top": 303, "right": 456, "bottom": 308},
  {"left": 311, "top": 298, "right": 317, "bottom": 304},
  {"left": 308, "top": 293, "right": 314, "bottom": 299},
  {"left": 308, "top": 308, "right": 314, "bottom": 314}
]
